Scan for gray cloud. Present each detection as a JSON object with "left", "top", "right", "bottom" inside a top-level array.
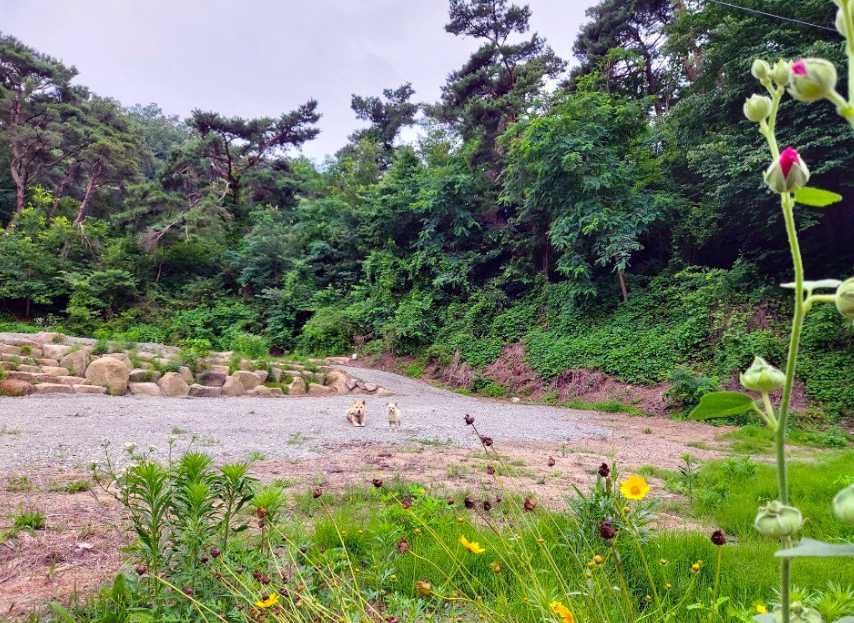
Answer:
[{"left": 3, "top": 0, "right": 597, "bottom": 159}]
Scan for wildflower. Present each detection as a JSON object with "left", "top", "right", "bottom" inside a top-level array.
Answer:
[
  {"left": 659, "top": 559, "right": 669, "bottom": 566},
  {"left": 593, "top": 554, "right": 604, "bottom": 565},
  {"left": 486, "top": 464, "right": 496, "bottom": 475},
  {"left": 740, "top": 356, "right": 785, "bottom": 393},
  {"left": 490, "top": 561, "right": 502, "bottom": 573},
  {"left": 413, "top": 527, "right": 421, "bottom": 535},
  {"left": 386, "top": 617, "right": 399, "bottom": 623},
  {"left": 372, "top": 478, "right": 383, "bottom": 488},
  {"left": 523, "top": 496, "right": 537, "bottom": 512},
  {"left": 480, "top": 435, "right": 493, "bottom": 447},
  {"left": 599, "top": 521, "right": 616, "bottom": 541},
  {"left": 644, "top": 594, "right": 652, "bottom": 602},
  {"left": 620, "top": 474, "right": 650, "bottom": 501},
  {"left": 536, "top": 537, "right": 545, "bottom": 545},
  {"left": 710, "top": 529, "right": 726, "bottom": 546},
  {"left": 447, "top": 496, "right": 455, "bottom": 505},
  {"left": 396, "top": 537, "right": 410, "bottom": 554},
  {"left": 756, "top": 603, "right": 768, "bottom": 614},
  {"left": 547, "top": 456, "right": 556, "bottom": 467},
  {"left": 256, "top": 507, "right": 268, "bottom": 519},
  {"left": 255, "top": 592, "right": 279, "bottom": 609},
  {"left": 182, "top": 586, "right": 193, "bottom": 596},
  {"left": 389, "top": 574, "right": 397, "bottom": 581},
  {"left": 665, "top": 582, "right": 672, "bottom": 590},
  {"left": 549, "top": 600, "right": 576, "bottom": 623},
  {"left": 400, "top": 496, "right": 413, "bottom": 509},
  {"left": 691, "top": 560, "right": 703, "bottom": 573},
  {"left": 482, "top": 499, "right": 492, "bottom": 512},
  {"left": 210, "top": 547, "right": 221, "bottom": 558},
  {"left": 312, "top": 487, "right": 322, "bottom": 499},
  {"left": 598, "top": 463, "right": 610, "bottom": 478},
  {"left": 464, "top": 495, "right": 475, "bottom": 509},
  {"left": 788, "top": 58, "right": 838, "bottom": 103},
  {"left": 765, "top": 146, "right": 810, "bottom": 194},
  {"left": 586, "top": 560, "right": 596, "bottom": 569},
  {"left": 459, "top": 535, "right": 486, "bottom": 554},
  {"left": 464, "top": 414, "right": 475, "bottom": 425},
  {"left": 415, "top": 580, "right": 432, "bottom": 596},
  {"left": 134, "top": 564, "right": 146, "bottom": 576},
  {"left": 623, "top": 506, "right": 631, "bottom": 514}
]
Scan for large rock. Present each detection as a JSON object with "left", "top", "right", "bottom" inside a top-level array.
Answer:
[
  {"left": 37, "top": 358, "right": 59, "bottom": 367},
  {"left": 57, "top": 375, "right": 86, "bottom": 386},
  {"left": 157, "top": 372, "right": 190, "bottom": 397},
  {"left": 0, "top": 379, "right": 33, "bottom": 396},
  {"left": 34, "top": 374, "right": 60, "bottom": 383},
  {"left": 60, "top": 350, "right": 89, "bottom": 376},
  {"left": 129, "top": 368, "right": 160, "bottom": 383},
  {"left": 247, "top": 386, "right": 273, "bottom": 397},
  {"left": 129, "top": 382, "right": 162, "bottom": 397},
  {"left": 189, "top": 384, "right": 222, "bottom": 398},
  {"left": 73, "top": 384, "right": 107, "bottom": 395},
  {"left": 197, "top": 370, "right": 227, "bottom": 387},
  {"left": 253, "top": 370, "right": 269, "bottom": 383},
  {"left": 33, "top": 383, "right": 75, "bottom": 395},
  {"left": 33, "top": 332, "right": 63, "bottom": 345},
  {"left": 308, "top": 383, "right": 334, "bottom": 395},
  {"left": 42, "top": 344, "right": 72, "bottom": 360},
  {"left": 85, "top": 357, "right": 130, "bottom": 395},
  {"left": 232, "top": 370, "right": 261, "bottom": 391},
  {"left": 7, "top": 371, "right": 37, "bottom": 382},
  {"left": 0, "top": 345, "right": 21, "bottom": 355},
  {"left": 324, "top": 369, "right": 352, "bottom": 393},
  {"left": 17, "top": 364, "right": 40, "bottom": 373},
  {"left": 269, "top": 367, "right": 283, "bottom": 383},
  {"left": 103, "top": 352, "right": 132, "bottom": 368},
  {"left": 178, "top": 366, "right": 194, "bottom": 384},
  {"left": 288, "top": 376, "right": 307, "bottom": 395},
  {"left": 221, "top": 376, "right": 246, "bottom": 396},
  {"left": 41, "top": 366, "right": 70, "bottom": 377}
]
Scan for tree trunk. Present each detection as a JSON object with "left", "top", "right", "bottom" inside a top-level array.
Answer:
[
  {"left": 74, "top": 163, "right": 102, "bottom": 225},
  {"left": 50, "top": 163, "right": 78, "bottom": 216},
  {"left": 618, "top": 269, "right": 629, "bottom": 302}
]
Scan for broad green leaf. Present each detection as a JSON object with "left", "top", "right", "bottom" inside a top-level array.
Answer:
[
  {"left": 794, "top": 186, "right": 843, "bottom": 207},
  {"left": 690, "top": 391, "right": 755, "bottom": 420},
  {"left": 775, "top": 538, "right": 854, "bottom": 559},
  {"left": 781, "top": 279, "right": 842, "bottom": 291}
]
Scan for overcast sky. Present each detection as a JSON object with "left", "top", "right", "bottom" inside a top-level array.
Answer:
[{"left": 3, "top": 0, "right": 598, "bottom": 160}]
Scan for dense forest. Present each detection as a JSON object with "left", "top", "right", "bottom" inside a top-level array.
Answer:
[{"left": 1, "top": 0, "right": 852, "bottom": 417}]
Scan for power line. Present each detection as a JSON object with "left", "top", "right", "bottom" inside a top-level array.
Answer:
[{"left": 704, "top": 0, "right": 839, "bottom": 33}]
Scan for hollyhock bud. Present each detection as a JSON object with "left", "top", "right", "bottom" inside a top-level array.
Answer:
[
  {"left": 833, "top": 483, "right": 854, "bottom": 524},
  {"left": 765, "top": 147, "right": 810, "bottom": 194},
  {"left": 754, "top": 500, "right": 803, "bottom": 537},
  {"left": 740, "top": 356, "right": 785, "bottom": 393},
  {"left": 772, "top": 60, "right": 791, "bottom": 86},
  {"left": 788, "top": 58, "right": 837, "bottom": 103},
  {"left": 835, "top": 277, "right": 854, "bottom": 321},
  {"left": 837, "top": 8, "right": 848, "bottom": 37},
  {"left": 774, "top": 602, "right": 823, "bottom": 623},
  {"left": 751, "top": 59, "right": 771, "bottom": 82},
  {"left": 743, "top": 94, "right": 772, "bottom": 122}
]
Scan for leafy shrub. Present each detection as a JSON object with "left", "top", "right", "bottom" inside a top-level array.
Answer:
[
  {"left": 299, "top": 306, "right": 354, "bottom": 355},
  {"left": 665, "top": 366, "right": 720, "bottom": 413},
  {"left": 228, "top": 332, "right": 269, "bottom": 359}
]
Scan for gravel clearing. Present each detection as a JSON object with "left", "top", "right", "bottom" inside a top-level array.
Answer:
[{"left": 0, "top": 367, "right": 608, "bottom": 470}]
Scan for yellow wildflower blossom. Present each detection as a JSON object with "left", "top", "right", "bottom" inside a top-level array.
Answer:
[
  {"left": 620, "top": 474, "right": 651, "bottom": 500},
  {"left": 756, "top": 603, "right": 768, "bottom": 614},
  {"left": 459, "top": 535, "right": 486, "bottom": 554},
  {"left": 255, "top": 592, "right": 279, "bottom": 609},
  {"left": 549, "top": 600, "right": 575, "bottom": 623}
]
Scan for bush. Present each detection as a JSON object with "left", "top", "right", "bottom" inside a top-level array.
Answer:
[
  {"left": 299, "top": 306, "right": 354, "bottom": 355},
  {"left": 228, "top": 332, "right": 269, "bottom": 359}
]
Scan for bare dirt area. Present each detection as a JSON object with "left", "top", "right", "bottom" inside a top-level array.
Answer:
[{"left": 0, "top": 366, "right": 730, "bottom": 617}]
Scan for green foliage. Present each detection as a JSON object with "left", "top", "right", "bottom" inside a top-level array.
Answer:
[{"left": 228, "top": 333, "right": 269, "bottom": 359}]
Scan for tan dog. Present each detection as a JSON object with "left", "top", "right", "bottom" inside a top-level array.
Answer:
[
  {"left": 386, "top": 402, "right": 401, "bottom": 428},
  {"left": 346, "top": 399, "right": 367, "bottom": 427}
]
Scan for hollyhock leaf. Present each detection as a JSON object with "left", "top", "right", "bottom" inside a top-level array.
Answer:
[
  {"left": 794, "top": 186, "right": 843, "bottom": 207},
  {"left": 690, "top": 391, "right": 755, "bottom": 420},
  {"left": 781, "top": 279, "right": 842, "bottom": 291}
]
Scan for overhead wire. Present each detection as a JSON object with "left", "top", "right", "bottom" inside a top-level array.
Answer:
[{"left": 703, "top": 0, "right": 839, "bottom": 34}]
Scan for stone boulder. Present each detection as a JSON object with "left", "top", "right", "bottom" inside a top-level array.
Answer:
[
  {"left": 189, "top": 384, "right": 222, "bottom": 398},
  {"left": 288, "top": 376, "right": 307, "bottom": 395},
  {"left": 7, "top": 371, "right": 37, "bottom": 383},
  {"left": 253, "top": 370, "right": 269, "bottom": 383},
  {"left": 60, "top": 350, "right": 89, "bottom": 376},
  {"left": 57, "top": 375, "right": 86, "bottom": 386},
  {"left": 0, "top": 344, "right": 21, "bottom": 355},
  {"left": 0, "top": 379, "right": 33, "bottom": 396},
  {"left": 33, "top": 383, "right": 75, "bottom": 395},
  {"left": 178, "top": 366, "right": 194, "bottom": 384},
  {"left": 157, "top": 372, "right": 189, "bottom": 397},
  {"left": 308, "top": 383, "right": 334, "bottom": 395},
  {"left": 222, "top": 376, "right": 246, "bottom": 396},
  {"left": 232, "top": 370, "right": 261, "bottom": 391},
  {"left": 129, "top": 382, "right": 162, "bottom": 397},
  {"left": 41, "top": 366, "right": 70, "bottom": 377},
  {"left": 85, "top": 357, "right": 130, "bottom": 395},
  {"left": 324, "top": 369, "right": 352, "bottom": 393},
  {"left": 103, "top": 352, "right": 133, "bottom": 368},
  {"left": 73, "top": 384, "right": 107, "bottom": 395},
  {"left": 129, "top": 368, "right": 160, "bottom": 383},
  {"left": 43, "top": 344, "right": 72, "bottom": 360},
  {"left": 247, "top": 386, "right": 273, "bottom": 397},
  {"left": 197, "top": 370, "right": 227, "bottom": 387}
]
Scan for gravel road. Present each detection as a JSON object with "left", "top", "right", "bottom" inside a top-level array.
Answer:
[{"left": 0, "top": 366, "right": 607, "bottom": 470}]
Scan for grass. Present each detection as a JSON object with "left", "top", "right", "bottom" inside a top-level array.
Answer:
[
  {"left": 722, "top": 424, "right": 851, "bottom": 454},
  {"left": 561, "top": 399, "right": 648, "bottom": 416},
  {"left": 13, "top": 509, "right": 45, "bottom": 531},
  {"left": 49, "top": 479, "right": 91, "bottom": 494},
  {"left": 5, "top": 474, "right": 33, "bottom": 492}
]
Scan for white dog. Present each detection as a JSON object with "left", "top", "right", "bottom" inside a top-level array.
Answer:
[{"left": 386, "top": 402, "right": 401, "bottom": 428}]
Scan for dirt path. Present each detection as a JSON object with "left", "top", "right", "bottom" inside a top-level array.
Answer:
[{"left": 0, "top": 367, "right": 730, "bottom": 617}]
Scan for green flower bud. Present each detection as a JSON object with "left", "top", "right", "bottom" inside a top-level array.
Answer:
[
  {"left": 740, "top": 356, "right": 785, "bottom": 392},
  {"left": 754, "top": 500, "right": 803, "bottom": 537},
  {"left": 788, "top": 58, "right": 838, "bottom": 103},
  {"left": 835, "top": 277, "right": 854, "bottom": 321},
  {"left": 765, "top": 147, "right": 810, "bottom": 194},
  {"left": 772, "top": 60, "right": 791, "bottom": 86},
  {"left": 837, "top": 8, "right": 848, "bottom": 37},
  {"left": 773, "top": 601, "right": 823, "bottom": 623},
  {"left": 833, "top": 483, "right": 854, "bottom": 524},
  {"left": 752, "top": 59, "right": 771, "bottom": 82},
  {"left": 743, "top": 94, "right": 772, "bottom": 122}
]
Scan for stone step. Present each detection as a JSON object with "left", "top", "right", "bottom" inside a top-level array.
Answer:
[
  {"left": 73, "top": 384, "right": 108, "bottom": 395},
  {"left": 33, "top": 383, "right": 75, "bottom": 395},
  {"left": 129, "top": 382, "right": 162, "bottom": 396},
  {"left": 189, "top": 384, "right": 222, "bottom": 398},
  {"left": 57, "top": 375, "right": 86, "bottom": 386}
]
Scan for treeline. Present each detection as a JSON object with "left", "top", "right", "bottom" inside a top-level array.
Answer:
[{"left": 0, "top": 1, "right": 852, "bottom": 410}]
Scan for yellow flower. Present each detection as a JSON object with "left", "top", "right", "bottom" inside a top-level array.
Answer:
[
  {"left": 659, "top": 559, "right": 669, "bottom": 566},
  {"left": 664, "top": 582, "right": 672, "bottom": 590},
  {"left": 255, "top": 592, "right": 279, "bottom": 609},
  {"left": 592, "top": 554, "right": 604, "bottom": 565},
  {"left": 459, "top": 535, "right": 486, "bottom": 554},
  {"left": 691, "top": 560, "right": 703, "bottom": 573},
  {"left": 413, "top": 528, "right": 422, "bottom": 535},
  {"left": 415, "top": 580, "right": 432, "bottom": 596},
  {"left": 756, "top": 603, "right": 768, "bottom": 614},
  {"left": 490, "top": 561, "right": 502, "bottom": 573},
  {"left": 620, "top": 474, "right": 650, "bottom": 501},
  {"left": 549, "top": 600, "right": 576, "bottom": 623}
]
